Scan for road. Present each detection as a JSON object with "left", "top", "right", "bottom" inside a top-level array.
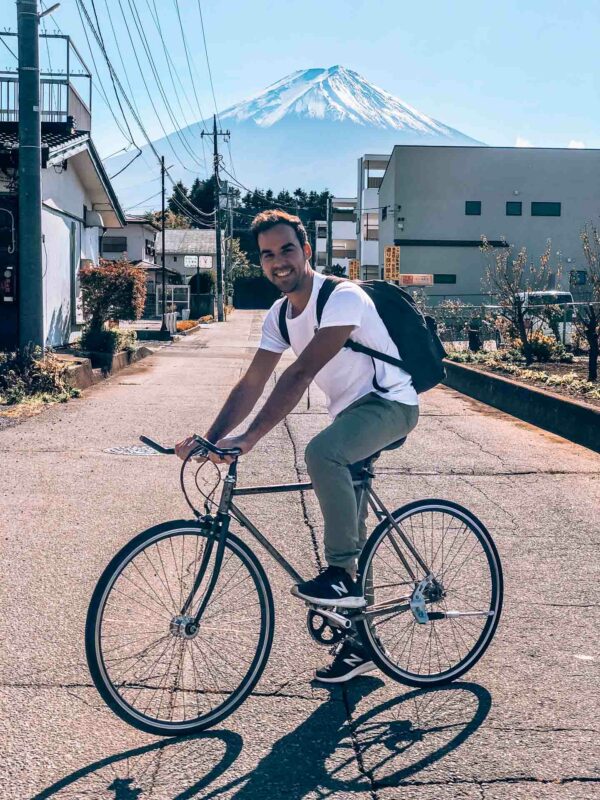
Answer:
[{"left": 1, "top": 310, "right": 598, "bottom": 799}]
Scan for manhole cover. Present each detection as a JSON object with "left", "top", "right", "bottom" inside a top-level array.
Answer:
[{"left": 104, "top": 445, "right": 160, "bottom": 456}]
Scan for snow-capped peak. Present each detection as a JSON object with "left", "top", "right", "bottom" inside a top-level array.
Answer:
[{"left": 220, "top": 66, "right": 452, "bottom": 135}]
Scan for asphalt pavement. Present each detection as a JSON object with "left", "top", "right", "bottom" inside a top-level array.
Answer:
[{"left": 0, "top": 310, "right": 598, "bottom": 799}]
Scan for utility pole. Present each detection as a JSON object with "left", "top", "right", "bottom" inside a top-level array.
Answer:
[
  {"left": 159, "top": 156, "right": 167, "bottom": 332},
  {"left": 201, "top": 115, "right": 229, "bottom": 322},
  {"left": 326, "top": 194, "right": 333, "bottom": 271},
  {"left": 17, "top": 0, "right": 44, "bottom": 348}
]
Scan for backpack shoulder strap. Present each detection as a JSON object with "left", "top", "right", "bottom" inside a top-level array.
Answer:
[
  {"left": 316, "top": 276, "right": 343, "bottom": 326},
  {"left": 278, "top": 298, "right": 290, "bottom": 345}
]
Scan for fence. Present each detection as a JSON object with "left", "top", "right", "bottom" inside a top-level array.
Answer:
[
  {"left": 156, "top": 285, "right": 190, "bottom": 318},
  {"left": 429, "top": 300, "right": 600, "bottom": 350}
]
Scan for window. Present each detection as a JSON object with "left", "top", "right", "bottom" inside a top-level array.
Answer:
[
  {"left": 173, "top": 256, "right": 177, "bottom": 262},
  {"left": 316, "top": 253, "right": 327, "bottom": 266},
  {"left": 145, "top": 239, "right": 155, "bottom": 258},
  {"left": 381, "top": 206, "right": 387, "bottom": 221},
  {"left": 465, "top": 201, "right": 481, "bottom": 215},
  {"left": 506, "top": 201, "right": 522, "bottom": 216},
  {"left": 367, "top": 176, "right": 383, "bottom": 189},
  {"left": 102, "top": 236, "right": 127, "bottom": 253},
  {"left": 531, "top": 202, "right": 561, "bottom": 217},
  {"left": 317, "top": 226, "right": 327, "bottom": 239},
  {"left": 433, "top": 274, "right": 457, "bottom": 284},
  {"left": 332, "top": 210, "right": 356, "bottom": 222}
]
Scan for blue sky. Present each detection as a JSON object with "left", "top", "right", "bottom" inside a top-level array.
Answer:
[{"left": 1, "top": 0, "right": 598, "bottom": 170}]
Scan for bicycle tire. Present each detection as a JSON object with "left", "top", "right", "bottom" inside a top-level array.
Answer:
[
  {"left": 355, "top": 499, "right": 503, "bottom": 687},
  {"left": 85, "top": 519, "right": 274, "bottom": 736}
]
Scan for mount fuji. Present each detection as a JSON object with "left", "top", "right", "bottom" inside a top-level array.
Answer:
[{"left": 108, "top": 66, "right": 483, "bottom": 209}]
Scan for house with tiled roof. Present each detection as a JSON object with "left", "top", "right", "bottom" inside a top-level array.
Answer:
[
  {"left": 154, "top": 228, "right": 220, "bottom": 279},
  {"left": 0, "top": 35, "right": 126, "bottom": 349}
]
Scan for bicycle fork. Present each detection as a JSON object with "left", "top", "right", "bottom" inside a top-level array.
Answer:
[{"left": 171, "top": 467, "right": 237, "bottom": 638}]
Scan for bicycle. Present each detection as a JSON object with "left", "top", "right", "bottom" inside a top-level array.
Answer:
[{"left": 86, "top": 433, "right": 503, "bottom": 737}]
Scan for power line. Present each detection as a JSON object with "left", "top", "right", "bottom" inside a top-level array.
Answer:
[
  {"left": 125, "top": 190, "right": 162, "bottom": 209},
  {"left": 111, "top": 0, "right": 200, "bottom": 174},
  {"left": 195, "top": 0, "right": 237, "bottom": 181},
  {"left": 172, "top": 0, "right": 209, "bottom": 134},
  {"left": 0, "top": 36, "right": 17, "bottom": 61},
  {"left": 122, "top": 0, "right": 206, "bottom": 170}
]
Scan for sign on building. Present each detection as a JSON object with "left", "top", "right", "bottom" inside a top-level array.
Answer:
[
  {"left": 184, "top": 255, "right": 212, "bottom": 270},
  {"left": 383, "top": 246, "right": 400, "bottom": 281},
  {"left": 399, "top": 274, "right": 434, "bottom": 286},
  {"left": 348, "top": 259, "right": 360, "bottom": 280}
]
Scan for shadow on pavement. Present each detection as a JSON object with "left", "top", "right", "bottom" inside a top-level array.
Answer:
[{"left": 33, "top": 680, "right": 490, "bottom": 799}]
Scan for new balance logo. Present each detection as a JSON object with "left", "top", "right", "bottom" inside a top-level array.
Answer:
[
  {"left": 343, "top": 654, "right": 363, "bottom": 667},
  {"left": 331, "top": 581, "right": 349, "bottom": 597}
]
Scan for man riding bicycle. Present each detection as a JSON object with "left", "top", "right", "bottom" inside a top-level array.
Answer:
[{"left": 176, "top": 209, "right": 419, "bottom": 683}]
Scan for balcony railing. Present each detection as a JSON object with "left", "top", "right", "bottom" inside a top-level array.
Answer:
[{"left": 0, "top": 33, "right": 91, "bottom": 129}]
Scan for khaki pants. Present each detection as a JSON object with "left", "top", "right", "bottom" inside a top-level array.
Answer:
[{"left": 305, "top": 392, "right": 419, "bottom": 571}]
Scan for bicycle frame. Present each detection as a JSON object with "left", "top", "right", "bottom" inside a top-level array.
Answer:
[{"left": 183, "top": 457, "right": 433, "bottom": 628}]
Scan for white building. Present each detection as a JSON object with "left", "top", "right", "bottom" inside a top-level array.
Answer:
[
  {"left": 154, "top": 229, "right": 219, "bottom": 280},
  {"left": 356, "top": 154, "right": 390, "bottom": 280},
  {"left": 378, "top": 145, "right": 600, "bottom": 302},
  {"left": 0, "top": 34, "right": 126, "bottom": 349},
  {"left": 103, "top": 214, "right": 178, "bottom": 301},
  {"left": 314, "top": 198, "right": 358, "bottom": 274}
]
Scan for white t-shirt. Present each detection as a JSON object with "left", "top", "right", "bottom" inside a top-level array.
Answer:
[{"left": 260, "top": 272, "right": 419, "bottom": 417}]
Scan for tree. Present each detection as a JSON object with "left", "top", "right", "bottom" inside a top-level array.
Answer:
[
  {"left": 167, "top": 181, "right": 189, "bottom": 215},
  {"left": 145, "top": 210, "right": 190, "bottom": 230},
  {"left": 481, "top": 238, "right": 561, "bottom": 365},
  {"left": 574, "top": 223, "right": 600, "bottom": 381},
  {"left": 189, "top": 176, "right": 218, "bottom": 218},
  {"left": 80, "top": 258, "right": 146, "bottom": 330}
]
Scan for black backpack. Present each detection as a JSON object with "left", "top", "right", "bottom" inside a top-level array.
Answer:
[{"left": 278, "top": 277, "right": 447, "bottom": 394}]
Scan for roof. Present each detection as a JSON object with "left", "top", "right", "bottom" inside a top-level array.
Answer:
[
  {"left": 0, "top": 124, "right": 125, "bottom": 228},
  {"left": 132, "top": 259, "right": 178, "bottom": 275},
  {"left": 0, "top": 127, "right": 89, "bottom": 154},
  {"left": 155, "top": 228, "right": 217, "bottom": 255},
  {"left": 126, "top": 214, "right": 160, "bottom": 231}
]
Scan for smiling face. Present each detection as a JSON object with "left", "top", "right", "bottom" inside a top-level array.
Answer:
[{"left": 258, "top": 223, "right": 312, "bottom": 295}]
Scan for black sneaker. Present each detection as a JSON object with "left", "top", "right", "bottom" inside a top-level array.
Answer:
[
  {"left": 292, "top": 565, "right": 366, "bottom": 608},
  {"left": 315, "top": 639, "right": 375, "bottom": 683}
]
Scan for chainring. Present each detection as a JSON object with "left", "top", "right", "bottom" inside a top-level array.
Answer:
[{"left": 306, "top": 609, "right": 347, "bottom": 646}]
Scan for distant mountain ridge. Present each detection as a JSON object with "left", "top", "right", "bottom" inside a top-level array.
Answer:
[{"left": 108, "top": 66, "right": 483, "bottom": 209}]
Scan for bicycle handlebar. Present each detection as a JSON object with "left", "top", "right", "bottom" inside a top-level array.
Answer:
[{"left": 139, "top": 435, "right": 242, "bottom": 459}]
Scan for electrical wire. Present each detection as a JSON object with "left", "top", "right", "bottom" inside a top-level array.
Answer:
[
  {"left": 125, "top": 190, "right": 162, "bottom": 209},
  {"left": 122, "top": 0, "right": 206, "bottom": 170},
  {"left": 172, "top": 0, "right": 209, "bottom": 135},
  {"left": 0, "top": 36, "right": 17, "bottom": 61},
  {"left": 145, "top": 0, "right": 208, "bottom": 147},
  {"left": 110, "top": 0, "right": 199, "bottom": 174}
]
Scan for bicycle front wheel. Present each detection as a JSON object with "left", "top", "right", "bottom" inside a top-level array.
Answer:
[
  {"left": 356, "top": 499, "right": 503, "bottom": 687},
  {"left": 86, "top": 520, "right": 274, "bottom": 736}
]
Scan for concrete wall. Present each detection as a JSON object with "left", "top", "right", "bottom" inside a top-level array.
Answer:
[
  {"left": 42, "top": 166, "right": 101, "bottom": 347},
  {"left": 379, "top": 145, "right": 600, "bottom": 301}
]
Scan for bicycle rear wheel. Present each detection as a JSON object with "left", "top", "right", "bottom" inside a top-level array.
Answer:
[
  {"left": 86, "top": 520, "right": 274, "bottom": 736},
  {"left": 355, "top": 499, "right": 502, "bottom": 687}
]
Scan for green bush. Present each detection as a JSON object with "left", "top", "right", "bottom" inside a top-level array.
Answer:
[
  {"left": 80, "top": 327, "right": 137, "bottom": 354},
  {"left": 0, "top": 345, "right": 78, "bottom": 405}
]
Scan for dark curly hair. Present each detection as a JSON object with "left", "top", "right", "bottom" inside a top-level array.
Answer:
[{"left": 250, "top": 209, "right": 308, "bottom": 250}]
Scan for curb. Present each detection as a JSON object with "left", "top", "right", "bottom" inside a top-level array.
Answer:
[
  {"left": 443, "top": 361, "right": 600, "bottom": 454},
  {"left": 61, "top": 346, "right": 154, "bottom": 390}
]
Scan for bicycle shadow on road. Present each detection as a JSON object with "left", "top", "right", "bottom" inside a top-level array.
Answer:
[{"left": 32, "top": 679, "right": 491, "bottom": 799}]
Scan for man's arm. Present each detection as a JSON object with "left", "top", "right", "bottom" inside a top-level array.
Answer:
[
  {"left": 175, "top": 348, "right": 281, "bottom": 460},
  {"left": 206, "top": 348, "right": 282, "bottom": 441},
  {"left": 218, "top": 325, "right": 354, "bottom": 455}
]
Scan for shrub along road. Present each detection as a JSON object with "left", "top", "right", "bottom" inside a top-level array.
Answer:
[{"left": 0, "top": 310, "right": 598, "bottom": 799}]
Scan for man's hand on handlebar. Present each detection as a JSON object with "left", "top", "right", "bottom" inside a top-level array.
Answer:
[{"left": 175, "top": 433, "right": 254, "bottom": 464}]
